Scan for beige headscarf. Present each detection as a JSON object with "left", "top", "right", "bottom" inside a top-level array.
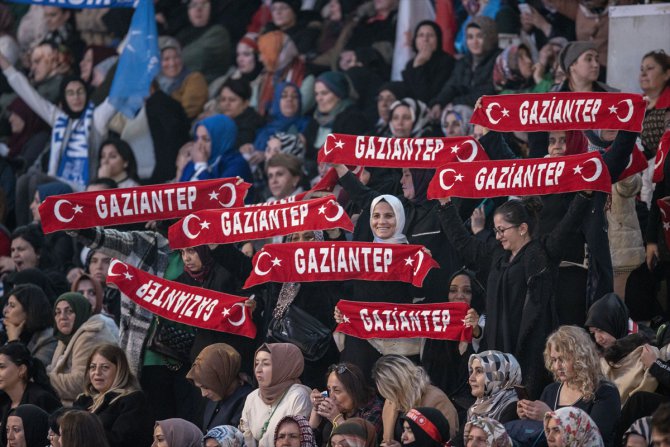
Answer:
[
  {"left": 256, "top": 343, "right": 304, "bottom": 405},
  {"left": 186, "top": 343, "right": 242, "bottom": 400}
]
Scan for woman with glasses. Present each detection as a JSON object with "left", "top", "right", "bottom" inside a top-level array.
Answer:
[
  {"left": 47, "top": 292, "right": 118, "bottom": 406},
  {"left": 438, "top": 191, "right": 594, "bottom": 399},
  {"left": 310, "top": 363, "right": 382, "bottom": 447},
  {"left": 274, "top": 415, "right": 316, "bottom": 447},
  {"left": 72, "top": 344, "right": 153, "bottom": 447}
]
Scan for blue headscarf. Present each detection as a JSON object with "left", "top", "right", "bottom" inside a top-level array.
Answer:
[
  {"left": 37, "top": 182, "right": 73, "bottom": 201},
  {"left": 195, "top": 114, "right": 238, "bottom": 165},
  {"left": 253, "top": 82, "right": 308, "bottom": 151}
]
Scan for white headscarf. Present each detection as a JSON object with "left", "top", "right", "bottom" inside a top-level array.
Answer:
[{"left": 370, "top": 194, "right": 408, "bottom": 244}]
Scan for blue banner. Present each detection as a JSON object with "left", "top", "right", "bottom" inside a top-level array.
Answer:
[
  {"left": 4, "top": 0, "right": 134, "bottom": 8},
  {"left": 108, "top": 0, "right": 160, "bottom": 118}
]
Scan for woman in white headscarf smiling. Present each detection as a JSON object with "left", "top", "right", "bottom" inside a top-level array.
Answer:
[{"left": 370, "top": 195, "right": 408, "bottom": 244}]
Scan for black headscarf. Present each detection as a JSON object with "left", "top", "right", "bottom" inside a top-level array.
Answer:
[
  {"left": 409, "top": 168, "right": 435, "bottom": 204},
  {"left": 584, "top": 293, "right": 629, "bottom": 340},
  {"left": 3, "top": 268, "right": 58, "bottom": 305},
  {"left": 411, "top": 20, "right": 444, "bottom": 54},
  {"left": 448, "top": 267, "right": 485, "bottom": 314},
  {"left": 58, "top": 76, "right": 90, "bottom": 119},
  {"left": 8, "top": 404, "right": 49, "bottom": 447}
]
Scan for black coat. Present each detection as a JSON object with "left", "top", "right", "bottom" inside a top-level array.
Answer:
[
  {"left": 235, "top": 107, "right": 265, "bottom": 149},
  {"left": 202, "top": 383, "right": 252, "bottom": 431},
  {"left": 73, "top": 391, "right": 154, "bottom": 447},
  {"left": 402, "top": 51, "right": 455, "bottom": 104},
  {"left": 432, "top": 49, "right": 501, "bottom": 108},
  {"left": 0, "top": 383, "right": 61, "bottom": 447}
]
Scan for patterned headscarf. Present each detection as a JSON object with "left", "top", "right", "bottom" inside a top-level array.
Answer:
[
  {"left": 622, "top": 417, "right": 652, "bottom": 446},
  {"left": 463, "top": 417, "right": 512, "bottom": 447},
  {"left": 274, "top": 415, "right": 316, "bottom": 447},
  {"left": 543, "top": 407, "right": 604, "bottom": 447},
  {"left": 203, "top": 425, "right": 245, "bottom": 447},
  {"left": 329, "top": 418, "right": 377, "bottom": 447},
  {"left": 467, "top": 351, "right": 522, "bottom": 421},
  {"left": 389, "top": 98, "right": 430, "bottom": 137}
]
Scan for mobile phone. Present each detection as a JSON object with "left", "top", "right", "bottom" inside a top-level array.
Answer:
[
  {"left": 514, "top": 385, "right": 530, "bottom": 400},
  {"left": 519, "top": 3, "right": 531, "bottom": 14},
  {"left": 321, "top": 390, "right": 329, "bottom": 398}
]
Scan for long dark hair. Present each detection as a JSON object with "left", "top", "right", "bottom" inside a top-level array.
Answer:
[
  {"left": 642, "top": 50, "right": 670, "bottom": 89},
  {"left": 493, "top": 196, "right": 543, "bottom": 239},
  {"left": 11, "top": 224, "right": 55, "bottom": 270},
  {"left": 325, "top": 363, "right": 375, "bottom": 412},
  {"left": 98, "top": 138, "right": 140, "bottom": 183},
  {"left": 0, "top": 341, "right": 58, "bottom": 396},
  {"left": 8, "top": 283, "right": 53, "bottom": 334}
]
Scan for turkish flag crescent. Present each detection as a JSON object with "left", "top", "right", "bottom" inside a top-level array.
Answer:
[
  {"left": 657, "top": 199, "right": 670, "bottom": 249},
  {"left": 653, "top": 131, "right": 670, "bottom": 183}
]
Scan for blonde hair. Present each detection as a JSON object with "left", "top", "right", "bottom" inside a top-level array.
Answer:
[
  {"left": 543, "top": 326, "right": 604, "bottom": 401},
  {"left": 81, "top": 344, "right": 140, "bottom": 412},
  {"left": 372, "top": 355, "right": 430, "bottom": 412}
]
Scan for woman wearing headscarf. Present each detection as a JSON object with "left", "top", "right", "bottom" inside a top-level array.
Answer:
[
  {"left": 274, "top": 415, "right": 316, "bottom": 447},
  {"left": 373, "top": 81, "right": 407, "bottom": 137},
  {"left": 397, "top": 407, "right": 451, "bottom": 447},
  {"left": 3, "top": 97, "right": 50, "bottom": 165},
  {"left": 544, "top": 407, "right": 604, "bottom": 447},
  {"left": 186, "top": 344, "right": 253, "bottom": 431},
  {"left": 555, "top": 41, "right": 614, "bottom": 93},
  {"left": 179, "top": 114, "right": 253, "bottom": 185},
  {"left": 440, "top": 105, "right": 473, "bottom": 138},
  {"left": 493, "top": 43, "right": 554, "bottom": 94},
  {"left": 205, "top": 425, "right": 245, "bottom": 447},
  {"left": 401, "top": 20, "right": 455, "bottom": 104},
  {"left": 153, "top": 419, "right": 202, "bottom": 447},
  {"left": 253, "top": 82, "right": 309, "bottom": 154},
  {"left": 328, "top": 418, "right": 377, "bottom": 447},
  {"left": 467, "top": 350, "right": 522, "bottom": 423},
  {"left": 218, "top": 78, "right": 265, "bottom": 151},
  {"left": 47, "top": 292, "right": 119, "bottom": 406},
  {"left": 239, "top": 343, "right": 312, "bottom": 447},
  {"left": 388, "top": 98, "right": 434, "bottom": 139},
  {"left": 463, "top": 416, "right": 512, "bottom": 447},
  {"left": 6, "top": 404, "right": 50, "bottom": 447}
]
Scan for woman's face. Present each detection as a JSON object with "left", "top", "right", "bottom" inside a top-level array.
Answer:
[
  {"left": 3, "top": 296, "right": 27, "bottom": 328},
  {"left": 466, "top": 426, "right": 488, "bottom": 447},
  {"left": 588, "top": 327, "right": 617, "bottom": 350},
  {"left": 545, "top": 418, "right": 564, "bottom": 447},
  {"left": 548, "top": 131, "right": 567, "bottom": 157},
  {"left": 468, "top": 358, "right": 486, "bottom": 398},
  {"left": 371, "top": 201, "right": 397, "bottom": 240},
  {"left": 271, "top": 1, "right": 297, "bottom": 30},
  {"left": 314, "top": 82, "right": 340, "bottom": 114},
  {"left": 328, "top": 0, "right": 342, "bottom": 21},
  {"left": 236, "top": 42, "right": 256, "bottom": 74},
  {"left": 400, "top": 168, "right": 415, "bottom": 201},
  {"left": 280, "top": 85, "right": 300, "bottom": 117},
  {"left": 187, "top": 0, "right": 210, "bottom": 27},
  {"left": 152, "top": 425, "right": 168, "bottom": 447},
  {"left": 30, "top": 191, "right": 41, "bottom": 223},
  {"left": 64, "top": 80, "right": 87, "bottom": 114},
  {"left": 6, "top": 415, "right": 26, "bottom": 447},
  {"left": 11, "top": 237, "right": 39, "bottom": 271},
  {"left": 255, "top": 351, "right": 272, "bottom": 388},
  {"left": 161, "top": 48, "right": 183, "bottom": 78},
  {"left": 100, "top": 144, "right": 128, "bottom": 179},
  {"left": 80, "top": 48, "right": 94, "bottom": 82},
  {"left": 267, "top": 166, "right": 299, "bottom": 199},
  {"left": 76, "top": 279, "right": 98, "bottom": 310},
  {"left": 0, "top": 354, "right": 25, "bottom": 392},
  {"left": 219, "top": 87, "right": 248, "bottom": 119},
  {"left": 288, "top": 231, "right": 316, "bottom": 243},
  {"left": 415, "top": 24, "right": 438, "bottom": 55},
  {"left": 195, "top": 125, "right": 212, "bottom": 159},
  {"left": 193, "top": 379, "right": 222, "bottom": 402},
  {"left": 181, "top": 247, "right": 204, "bottom": 273},
  {"left": 570, "top": 50, "right": 600, "bottom": 84},
  {"left": 518, "top": 48, "right": 534, "bottom": 79},
  {"left": 275, "top": 420, "right": 301, "bottom": 447},
  {"left": 400, "top": 421, "right": 415, "bottom": 445},
  {"left": 449, "top": 274, "right": 473, "bottom": 305},
  {"left": 391, "top": 105, "right": 414, "bottom": 138},
  {"left": 377, "top": 89, "right": 396, "bottom": 124},
  {"left": 327, "top": 372, "right": 354, "bottom": 413},
  {"left": 548, "top": 345, "right": 575, "bottom": 384},
  {"left": 625, "top": 434, "right": 649, "bottom": 447},
  {"left": 8, "top": 112, "right": 25, "bottom": 134},
  {"left": 639, "top": 56, "right": 670, "bottom": 93},
  {"left": 492, "top": 214, "right": 525, "bottom": 253},
  {"left": 89, "top": 353, "right": 117, "bottom": 394},
  {"left": 466, "top": 27, "right": 485, "bottom": 56},
  {"left": 55, "top": 300, "right": 77, "bottom": 336},
  {"left": 442, "top": 112, "right": 464, "bottom": 137}
]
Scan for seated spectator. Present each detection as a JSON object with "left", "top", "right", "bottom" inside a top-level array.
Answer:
[
  {"left": 401, "top": 20, "right": 455, "bottom": 104},
  {"left": 373, "top": 81, "right": 407, "bottom": 137},
  {"left": 622, "top": 416, "right": 652, "bottom": 447},
  {"left": 2, "top": 284, "right": 57, "bottom": 365},
  {"left": 79, "top": 45, "right": 117, "bottom": 88},
  {"left": 73, "top": 344, "right": 154, "bottom": 447},
  {"left": 239, "top": 343, "right": 312, "bottom": 447},
  {"left": 208, "top": 32, "right": 262, "bottom": 101},
  {"left": 544, "top": 407, "right": 604, "bottom": 447},
  {"left": 42, "top": 7, "right": 85, "bottom": 61},
  {"left": 186, "top": 343, "right": 253, "bottom": 431},
  {"left": 556, "top": 41, "right": 614, "bottom": 93},
  {"left": 48, "top": 292, "right": 119, "bottom": 406},
  {"left": 372, "top": 355, "right": 458, "bottom": 440},
  {"left": 204, "top": 425, "right": 245, "bottom": 447},
  {"left": 440, "top": 105, "right": 473, "bottom": 138},
  {"left": 274, "top": 415, "right": 316, "bottom": 447},
  {"left": 388, "top": 98, "right": 433, "bottom": 138},
  {"left": 467, "top": 350, "right": 522, "bottom": 423},
  {"left": 153, "top": 419, "right": 202, "bottom": 447},
  {"left": 72, "top": 272, "right": 115, "bottom": 321},
  {"left": 4, "top": 224, "right": 62, "bottom": 280},
  {"left": 310, "top": 362, "right": 383, "bottom": 447},
  {"left": 265, "top": 0, "right": 320, "bottom": 55},
  {"left": 517, "top": 325, "right": 620, "bottom": 445},
  {"left": 651, "top": 403, "right": 670, "bottom": 447},
  {"left": 398, "top": 407, "right": 451, "bottom": 447},
  {"left": 264, "top": 153, "right": 304, "bottom": 202},
  {"left": 2, "top": 98, "right": 50, "bottom": 165},
  {"left": 59, "top": 409, "right": 111, "bottom": 447},
  {"left": 218, "top": 78, "right": 265, "bottom": 150},
  {"left": 328, "top": 418, "right": 377, "bottom": 447},
  {"left": 6, "top": 404, "right": 50, "bottom": 447},
  {"left": 345, "top": 0, "right": 398, "bottom": 66},
  {"left": 493, "top": 43, "right": 554, "bottom": 94},
  {"left": 0, "top": 342, "right": 61, "bottom": 442},
  {"left": 96, "top": 138, "right": 140, "bottom": 188},
  {"left": 464, "top": 416, "right": 512, "bottom": 447},
  {"left": 157, "top": 36, "right": 208, "bottom": 120},
  {"left": 175, "top": 0, "right": 232, "bottom": 83}
]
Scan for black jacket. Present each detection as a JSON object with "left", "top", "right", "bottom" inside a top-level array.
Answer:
[
  {"left": 202, "top": 383, "right": 253, "bottom": 431},
  {"left": 401, "top": 51, "right": 455, "bottom": 104},
  {"left": 0, "top": 383, "right": 61, "bottom": 447}
]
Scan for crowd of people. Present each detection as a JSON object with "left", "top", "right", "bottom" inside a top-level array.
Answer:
[{"left": 0, "top": 0, "right": 669, "bottom": 446}]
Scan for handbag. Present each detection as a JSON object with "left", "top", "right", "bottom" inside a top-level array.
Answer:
[
  {"left": 146, "top": 317, "right": 196, "bottom": 365},
  {"left": 267, "top": 304, "right": 332, "bottom": 363}
]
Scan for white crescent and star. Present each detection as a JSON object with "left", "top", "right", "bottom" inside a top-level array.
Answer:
[
  {"left": 226, "top": 302, "right": 247, "bottom": 326},
  {"left": 54, "top": 199, "right": 83, "bottom": 223},
  {"left": 254, "top": 251, "right": 282, "bottom": 276},
  {"left": 319, "top": 200, "right": 345, "bottom": 223},
  {"left": 484, "top": 102, "right": 510, "bottom": 125},
  {"left": 576, "top": 158, "right": 603, "bottom": 183},
  {"left": 107, "top": 259, "right": 130, "bottom": 278},
  {"left": 209, "top": 183, "right": 237, "bottom": 208},
  {"left": 439, "top": 168, "right": 464, "bottom": 190},
  {"left": 182, "top": 214, "right": 202, "bottom": 240},
  {"left": 456, "top": 140, "right": 480, "bottom": 162},
  {"left": 655, "top": 146, "right": 665, "bottom": 171},
  {"left": 609, "top": 99, "right": 634, "bottom": 123},
  {"left": 323, "top": 134, "right": 344, "bottom": 156},
  {"left": 413, "top": 250, "right": 424, "bottom": 276}
]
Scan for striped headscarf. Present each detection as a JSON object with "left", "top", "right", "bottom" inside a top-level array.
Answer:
[
  {"left": 467, "top": 350, "right": 522, "bottom": 421},
  {"left": 622, "top": 417, "right": 652, "bottom": 447},
  {"left": 544, "top": 407, "right": 604, "bottom": 447},
  {"left": 203, "top": 425, "right": 244, "bottom": 447}
]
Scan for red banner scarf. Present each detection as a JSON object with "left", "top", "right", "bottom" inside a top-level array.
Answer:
[
  {"left": 616, "top": 142, "right": 647, "bottom": 181},
  {"left": 653, "top": 131, "right": 670, "bottom": 183},
  {"left": 311, "top": 166, "right": 365, "bottom": 193},
  {"left": 243, "top": 242, "right": 439, "bottom": 289},
  {"left": 317, "top": 133, "right": 487, "bottom": 168},
  {"left": 39, "top": 179, "right": 251, "bottom": 233},
  {"left": 470, "top": 93, "right": 645, "bottom": 132},
  {"left": 657, "top": 199, "right": 670, "bottom": 249},
  {"left": 106, "top": 259, "right": 256, "bottom": 337},
  {"left": 334, "top": 300, "right": 471, "bottom": 342},
  {"left": 168, "top": 196, "right": 354, "bottom": 249},
  {"left": 427, "top": 152, "right": 612, "bottom": 199}
]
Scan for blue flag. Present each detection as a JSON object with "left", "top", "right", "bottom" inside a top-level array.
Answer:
[
  {"left": 109, "top": 0, "right": 160, "bottom": 118},
  {"left": 4, "top": 0, "right": 133, "bottom": 8}
]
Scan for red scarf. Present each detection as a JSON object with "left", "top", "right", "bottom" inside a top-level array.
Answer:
[
  {"left": 427, "top": 152, "right": 612, "bottom": 199},
  {"left": 168, "top": 196, "right": 353, "bottom": 249},
  {"left": 653, "top": 131, "right": 670, "bottom": 183},
  {"left": 243, "top": 242, "right": 438, "bottom": 289},
  {"left": 317, "top": 134, "right": 487, "bottom": 168},
  {"left": 106, "top": 259, "right": 256, "bottom": 337},
  {"left": 657, "top": 199, "right": 670, "bottom": 248},
  {"left": 614, "top": 142, "right": 647, "bottom": 181},
  {"left": 335, "top": 300, "right": 471, "bottom": 342},
  {"left": 471, "top": 92, "right": 645, "bottom": 132},
  {"left": 39, "top": 179, "right": 250, "bottom": 233}
]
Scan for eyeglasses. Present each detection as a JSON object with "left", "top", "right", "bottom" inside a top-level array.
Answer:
[
  {"left": 328, "top": 364, "right": 351, "bottom": 375},
  {"left": 493, "top": 225, "right": 519, "bottom": 236}
]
